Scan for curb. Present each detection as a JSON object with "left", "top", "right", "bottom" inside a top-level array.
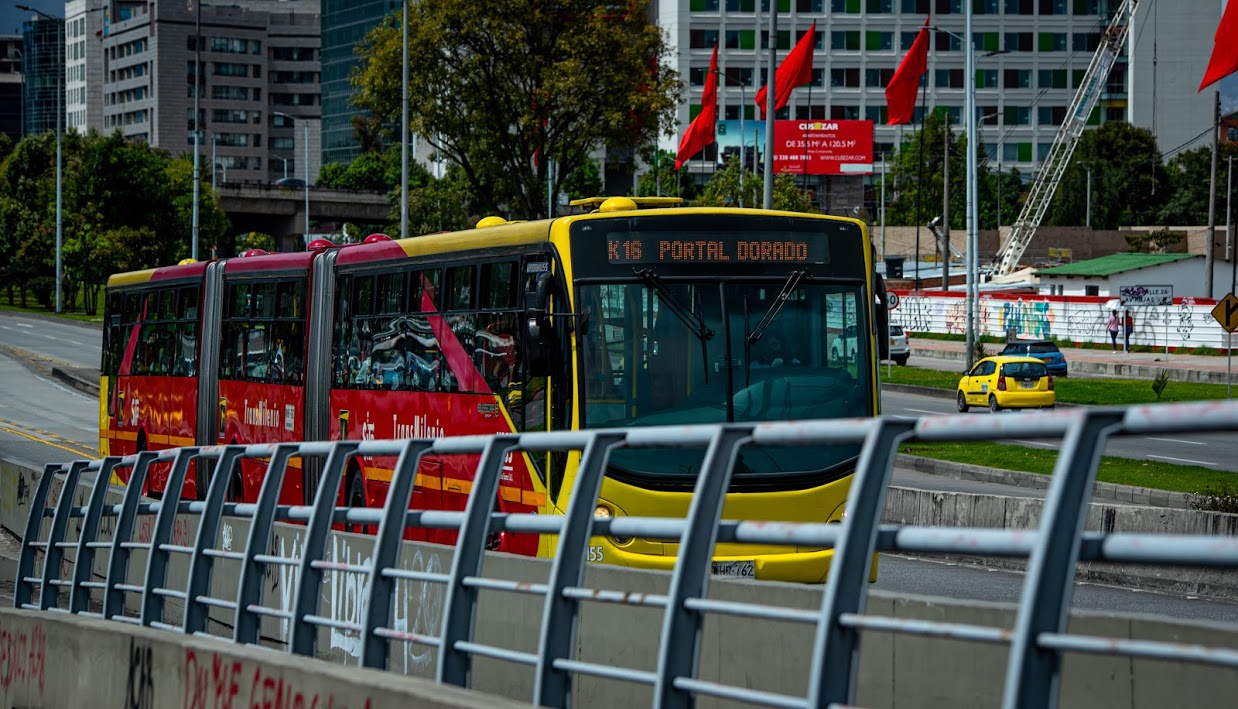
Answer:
[
  {"left": 52, "top": 366, "right": 100, "bottom": 398},
  {"left": 896, "top": 453, "right": 1193, "bottom": 510},
  {"left": 913, "top": 346, "right": 1234, "bottom": 385}
]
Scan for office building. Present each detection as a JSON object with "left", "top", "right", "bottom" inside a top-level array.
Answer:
[
  {"left": 64, "top": 0, "right": 105, "bottom": 134},
  {"left": 662, "top": 0, "right": 1221, "bottom": 187},
  {"left": 100, "top": 0, "right": 321, "bottom": 184},
  {"left": 0, "top": 35, "right": 20, "bottom": 143}
]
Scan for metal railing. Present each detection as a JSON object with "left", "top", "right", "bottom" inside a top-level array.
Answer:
[{"left": 14, "top": 402, "right": 1238, "bottom": 709}]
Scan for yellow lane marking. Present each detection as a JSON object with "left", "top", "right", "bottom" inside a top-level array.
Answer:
[{"left": 0, "top": 422, "right": 98, "bottom": 459}]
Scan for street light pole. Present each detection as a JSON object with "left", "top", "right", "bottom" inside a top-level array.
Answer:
[
  {"left": 191, "top": 0, "right": 201, "bottom": 261},
  {"left": 964, "top": 3, "right": 978, "bottom": 368},
  {"left": 211, "top": 133, "right": 218, "bottom": 193},
  {"left": 273, "top": 112, "right": 311, "bottom": 246},
  {"left": 17, "top": 5, "right": 64, "bottom": 312},
  {"left": 400, "top": 0, "right": 409, "bottom": 239}
]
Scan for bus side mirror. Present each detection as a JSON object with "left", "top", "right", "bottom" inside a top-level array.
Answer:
[
  {"left": 874, "top": 272, "right": 890, "bottom": 360},
  {"left": 524, "top": 271, "right": 556, "bottom": 378}
]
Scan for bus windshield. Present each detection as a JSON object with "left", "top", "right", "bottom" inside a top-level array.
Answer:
[{"left": 577, "top": 278, "right": 870, "bottom": 486}]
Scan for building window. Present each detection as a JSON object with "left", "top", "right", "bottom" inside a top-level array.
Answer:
[
  {"left": 900, "top": 0, "right": 930, "bottom": 11},
  {"left": 1005, "top": 0, "right": 1033, "bottom": 13},
  {"left": 935, "top": 31, "right": 962, "bottom": 51},
  {"left": 865, "top": 105, "right": 889, "bottom": 123},
  {"left": 1004, "top": 69, "right": 1032, "bottom": 88},
  {"left": 1038, "top": 69, "right": 1068, "bottom": 89},
  {"left": 1085, "top": 285, "right": 1099, "bottom": 296},
  {"left": 1039, "top": 0, "right": 1067, "bottom": 13},
  {"left": 935, "top": 0, "right": 961, "bottom": 12},
  {"left": 725, "top": 30, "right": 756, "bottom": 49},
  {"left": 831, "top": 31, "right": 860, "bottom": 50},
  {"left": 1003, "top": 105, "right": 1031, "bottom": 125},
  {"left": 690, "top": 0, "right": 721, "bottom": 9},
  {"left": 211, "top": 37, "right": 249, "bottom": 54},
  {"left": 689, "top": 30, "right": 720, "bottom": 48},
  {"left": 865, "top": 31, "right": 893, "bottom": 51},
  {"left": 976, "top": 69, "right": 999, "bottom": 88},
  {"left": 935, "top": 69, "right": 964, "bottom": 88},
  {"left": 830, "top": 105, "right": 860, "bottom": 120},
  {"left": 832, "top": 0, "right": 860, "bottom": 11},
  {"left": 865, "top": 68, "right": 895, "bottom": 87},
  {"left": 865, "top": 0, "right": 892, "bottom": 10},
  {"left": 213, "top": 85, "right": 249, "bottom": 100},
  {"left": 830, "top": 68, "right": 860, "bottom": 87},
  {"left": 213, "top": 62, "right": 248, "bottom": 77},
  {"left": 1038, "top": 33, "right": 1067, "bottom": 52},
  {"left": 1005, "top": 32, "right": 1033, "bottom": 51}
]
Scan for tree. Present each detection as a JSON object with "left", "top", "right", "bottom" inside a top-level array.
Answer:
[
  {"left": 1158, "top": 143, "right": 1238, "bottom": 226},
  {"left": 694, "top": 158, "right": 818, "bottom": 213},
  {"left": 636, "top": 149, "right": 697, "bottom": 200},
  {"left": 883, "top": 111, "right": 976, "bottom": 230},
  {"left": 1047, "top": 122, "right": 1170, "bottom": 229},
  {"left": 351, "top": 0, "right": 680, "bottom": 220},
  {"left": 561, "top": 158, "right": 604, "bottom": 202},
  {"left": 317, "top": 148, "right": 403, "bottom": 192}
]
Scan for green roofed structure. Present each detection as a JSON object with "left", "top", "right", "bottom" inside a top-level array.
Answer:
[{"left": 1034, "top": 253, "right": 1197, "bottom": 278}]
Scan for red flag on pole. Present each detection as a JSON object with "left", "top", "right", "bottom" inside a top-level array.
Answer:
[
  {"left": 1199, "top": 0, "right": 1238, "bottom": 91},
  {"left": 675, "top": 43, "right": 720, "bottom": 170},
  {"left": 754, "top": 21, "right": 817, "bottom": 119},
  {"left": 885, "top": 18, "right": 931, "bottom": 125}
]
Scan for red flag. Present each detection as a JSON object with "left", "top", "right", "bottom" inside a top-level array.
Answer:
[
  {"left": 885, "top": 18, "right": 931, "bottom": 125},
  {"left": 754, "top": 21, "right": 817, "bottom": 119},
  {"left": 1200, "top": 0, "right": 1238, "bottom": 91},
  {"left": 675, "top": 43, "right": 719, "bottom": 170}
]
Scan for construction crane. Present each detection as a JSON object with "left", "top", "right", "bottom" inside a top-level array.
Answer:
[{"left": 992, "top": 0, "right": 1140, "bottom": 277}]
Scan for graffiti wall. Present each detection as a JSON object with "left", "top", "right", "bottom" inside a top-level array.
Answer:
[{"left": 890, "top": 291, "right": 1230, "bottom": 350}]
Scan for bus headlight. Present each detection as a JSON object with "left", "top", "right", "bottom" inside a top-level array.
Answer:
[{"left": 594, "top": 504, "right": 632, "bottom": 546}]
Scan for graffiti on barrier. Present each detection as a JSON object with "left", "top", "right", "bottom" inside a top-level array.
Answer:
[
  {"left": 0, "top": 624, "right": 45, "bottom": 695},
  {"left": 183, "top": 649, "right": 372, "bottom": 709},
  {"left": 322, "top": 535, "right": 444, "bottom": 673},
  {"left": 1177, "top": 297, "right": 1197, "bottom": 342},
  {"left": 898, "top": 296, "right": 934, "bottom": 334},
  {"left": 126, "top": 638, "right": 155, "bottom": 709}
]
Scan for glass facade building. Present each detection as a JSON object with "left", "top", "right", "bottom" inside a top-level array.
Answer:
[
  {"left": 321, "top": 0, "right": 398, "bottom": 166},
  {"left": 20, "top": 16, "right": 62, "bottom": 138}
]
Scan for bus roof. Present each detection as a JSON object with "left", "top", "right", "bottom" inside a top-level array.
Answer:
[
  {"left": 223, "top": 249, "right": 317, "bottom": 273},
  {"left": 106, "top": 259, "right": 210, "bottom": 288},
  {"left": 335, "top": 219, "right": 553, "bottom": 266}
]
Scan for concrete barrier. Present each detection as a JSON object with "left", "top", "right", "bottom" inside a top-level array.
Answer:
[
  {"left": 5, "top": 457, "right": 1238, "bottom": 708},
  {"left": 0, "top": 608, "right": 530, "bottom": 709}
]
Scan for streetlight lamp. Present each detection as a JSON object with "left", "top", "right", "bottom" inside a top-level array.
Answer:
[
  {"left": 272, "top": 111, "right": 310, "bottom": 246},
  {"left": 17, "top": 5, "right": 63, "bottom": 313}
]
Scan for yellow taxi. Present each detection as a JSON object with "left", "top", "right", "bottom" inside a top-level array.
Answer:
[{"left": 956, "top": 355, "right": 1056, "bottom": 413}]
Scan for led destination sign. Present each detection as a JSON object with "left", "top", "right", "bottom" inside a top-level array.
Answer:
[{"left": 606, "top": 234, "right": 828, "bottom": 265}]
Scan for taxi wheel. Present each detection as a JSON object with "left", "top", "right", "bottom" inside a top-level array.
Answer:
[
  {"left": 956, "top": 391, "right": 969, "bottom": 413},
  {"left": 989, "top": 395, "right": 1001, "bottom": 413}
]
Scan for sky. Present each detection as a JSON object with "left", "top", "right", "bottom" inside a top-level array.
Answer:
[{"left": 1, "top": 1, "right": 63, "bottom": 36}]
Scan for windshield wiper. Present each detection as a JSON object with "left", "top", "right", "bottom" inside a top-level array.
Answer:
[
  {"left": 633, "top": 268, "right": 714, "bottom": 342},
  {"left": 746, "top": 270, "right": 807, "bottom": 344}
]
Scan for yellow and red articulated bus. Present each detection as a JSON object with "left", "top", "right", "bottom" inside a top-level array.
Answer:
[{"left": 100, "top": 196, "right": 886, "bottom": 582}]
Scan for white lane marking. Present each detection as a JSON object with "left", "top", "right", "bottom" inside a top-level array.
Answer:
[
  {"left": 905, "top": 408, "right": 942, "bottom": 416},
  {"left": 1013, "top": 439, "right": 1059, "bottom": 448},
  {"left": 1146, "top": 454, "right": 1216, "bottom": 467},
  {"left": 17, "top": 323, "right": 33, "bottom": 328},
  {"left": 1146, "top": 437, "right": 1205, "bottom": 446}
]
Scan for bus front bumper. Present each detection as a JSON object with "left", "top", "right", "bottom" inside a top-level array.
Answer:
[{"left": 590, "top": 543, "right": 877, "bottom": 585}]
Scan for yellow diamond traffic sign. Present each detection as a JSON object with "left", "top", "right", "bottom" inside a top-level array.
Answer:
[{"left": 1212, "top": 292, "right": 1238, "bottom": 333}]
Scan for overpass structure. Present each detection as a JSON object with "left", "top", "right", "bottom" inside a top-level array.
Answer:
[
  {"left": 216, "top": 183, "right": 391, "bottom": 250},
  {"left": 5, "top": 403, "right": 1238, "bottom": 708}
]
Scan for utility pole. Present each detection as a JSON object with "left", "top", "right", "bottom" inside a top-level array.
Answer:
[
  {"left": 1226, "top": 155, "right": 1234, "bottom": 265},
  {"left": 1086, "top": 168, "right": 1092, "bottom": 228},
  {"left": 762, "top": 5, "right": 777, "bottom": 210},
  {"left": 942, "top": 114, "right": 950, "bottom": 290},
  {"left": 1206, "top": 90, "right": 1219, "bottom": 298},
  {"left": 880, "top": 154, "right": 886, "bottom": 259}
]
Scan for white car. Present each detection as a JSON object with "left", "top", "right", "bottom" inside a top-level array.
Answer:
[{"left": 887, "top": 325, "right": 910, "bottom": 366}]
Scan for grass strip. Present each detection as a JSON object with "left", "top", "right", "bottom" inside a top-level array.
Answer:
[
  {"left": 898, "top": 440, "right": 1229, "bottom": 496},
  {"left": 882, "top": 365, "right": 1231, "bottom": 405}
]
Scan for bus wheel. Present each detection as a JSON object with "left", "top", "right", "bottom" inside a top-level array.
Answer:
[{"left": 344, "top": 472, "right": 370, "bottom": 535}]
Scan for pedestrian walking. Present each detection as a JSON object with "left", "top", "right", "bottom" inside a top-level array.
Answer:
[
  {"left": 1123, "top": 311, "right": 1135, "bottom": 352},
  {"left": 1106, "top": 310, "right": 1120, "bottom": 351}
]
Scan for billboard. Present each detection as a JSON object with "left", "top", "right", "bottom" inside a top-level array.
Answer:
[{"left": 713, "top": 119, "right": 874, "bottom": 176}]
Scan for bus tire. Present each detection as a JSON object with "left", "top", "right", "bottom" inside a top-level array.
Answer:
[{"left": 345, "top": 469, "right": 369, "bottom": 535}]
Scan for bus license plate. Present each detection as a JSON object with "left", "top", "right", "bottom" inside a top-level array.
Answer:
[{"left": 711, "top": 560, "right": 755, "bottom": 578}]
